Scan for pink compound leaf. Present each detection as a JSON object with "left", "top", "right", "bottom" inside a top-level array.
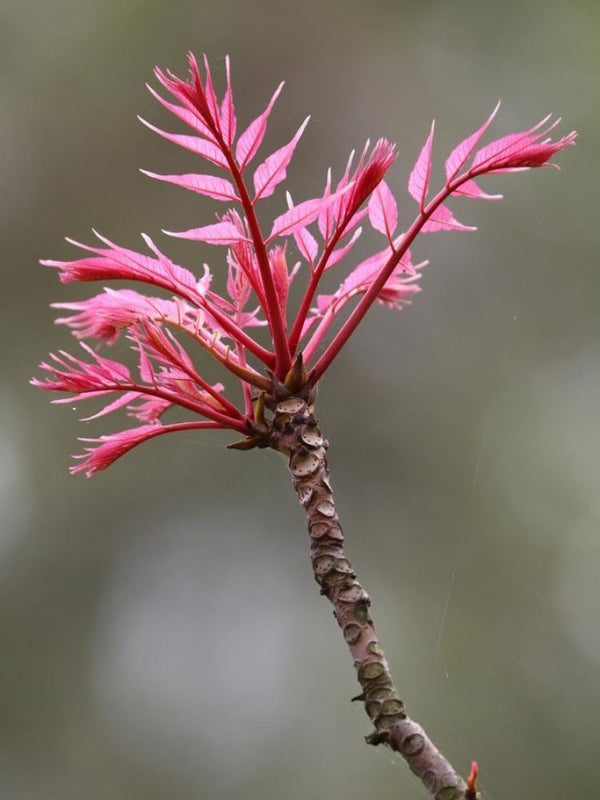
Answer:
[
  {"left": 141, "top": 170, "right": 239, "bottom": 202},
  {"left": 71, "top": 424, "right": 167, "bottom": 476},
  {"left": 71, "top": 421, "right": 224, "bottom": 477},
  {"left": 408, "top": 121, "right": 435, "bottom": 210},
  {"left": 33, "top": 343, "right": 132, "bottom": 395},
  {"left": 235, "top": 82, "right": 284, "bottom": 170},
  {"left": 52, "top": 288, "right": 185, "bottom": 345},
  {"left": 445, "top": 101, "right": 501, "bottom": 182},
  {"left": 471, "top": 114, "right": 553, "bottom": 169},
  {"left": 253, "top": 116, "right": 310, "bottom": 201},
  {"left": 471, "top": 115, "right": 576, "bottom": 172},
  {"left": 43, "top": 232, "right": 206, "bottom": 306}
]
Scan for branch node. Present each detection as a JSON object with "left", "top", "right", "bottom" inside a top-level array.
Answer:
[{"left": 365, "top": 729, "right": 389, "bottom": 747}]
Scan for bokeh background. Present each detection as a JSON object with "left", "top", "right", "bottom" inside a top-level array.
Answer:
[{"left": 2, "top": 1, "right": 598, "bottom": 798}]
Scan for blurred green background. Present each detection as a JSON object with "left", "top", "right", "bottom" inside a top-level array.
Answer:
[{"left": 2, "top": 0, "right": 598, "bottom": 798}]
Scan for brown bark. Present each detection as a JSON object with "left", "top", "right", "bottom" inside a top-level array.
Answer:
[{"left": 265, "top": 391, "right": 481, "bottom": 800}]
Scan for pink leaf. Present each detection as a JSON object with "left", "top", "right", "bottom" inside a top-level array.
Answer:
[
  {"left": 70, "top": 424, "right": 168, "bottom": 476},
  {"left": 268, "top": 186, "right": 351, "bottom": 240},
  {"left": 127, "top": 395, "right": 173, "bottom": 423},
  {"left": 136, "top": 341, "right": 155, "bottom": 384},
  {"left": 293, "top": 226, "right": 318, "bottom": 264},
  {"left": 201, "top": 54, "right": 221, "bottom": 126},
  {"left": 471, "top": 116, "right": 552, "bottom": 169},
  {"left": 219, "top": 56, "right": 237, "bottom": 146},
  {"left": 315, "top": 247, "right": 421, "bottom": 319},
  {"left": 138, "top": 117, "right": 229, "bottom": 169},
  {"left": 163, "top": 220, "right": 250, "bottom": 245},
  {"left": 235, "top": 82, "right": 284, "bottom": 169},
  {"left": 141, "top": 170, "right": 239, "bottom": 201},
  {"left": 421, "top": 203, "right": 476, "bottom": 232},
  {"left": 71, "top": 421, "right": 223, "bottom": 477},
  {"left": 43, "top": 233, "right": 205, "bottom": 306},
  {"left": 80, "top": 391, "right": 141, "bottom": 422},
  {"left": 146, "top": 83, "right": 216, "bottom": 141},
  {"left": 253, "top": 116, "right": 310, "bottom": 200},
  {"left": 268, "top": 246, "right": 291, "bottom": 313},
  {"left": 53, "top": 288, "right": 184, "bottom": 344},
  {"left": 445, "top": 101, "right": 501, "bottom": 182},
  {"left": 341, "top": 206, "right": 369, "bottom": 237},
  {"left": 453, "top": 178, "right": 502, "bottom": 200},
  {"left": 327, "top": 148, "right": 357, "bottom": 227},
  {"left": 152, "top": 56, "right": 215, "bottom": 134},
  {"left": 336, "top": 247, "right": 392, "bottom": 294},
  {"left": 368, "top": 179, "right": 398, "bottom": 238},
  {"left": 33, "top": 343, "right": 132, "bottom": 396},
  {"left": 470, "top": 115, "right": 576, "bottom": 171},
  {"left": 317, "top": 170, "right": 333, "bottom": 241},
  {"left": 347, "top": 139, "right": 397, "bottom": 217},
  {"left": 408, "top": 121, "right": 435, "bottom": 209}
]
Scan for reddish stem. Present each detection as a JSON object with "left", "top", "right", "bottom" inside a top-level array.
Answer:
[
  {"left": 195, "top": 290, "right": 274, "bottom": 368},
  {"left": 236, "top": 341, "right": 254, "bottom": 417},
  {"left": 70, "top": 383, "right": 250, "bottom": 434},
  {"left": 224, "top": 151, "right": 292, "bottom": 378},
  {"left": 287, "top": 220, "right": 350, "bottom": 355},
  {"left": 174, "top": 319, "right": 271, "bottom": 391},
  {"left": 141, "top": 325, "right": 244, "bottom": 420}
]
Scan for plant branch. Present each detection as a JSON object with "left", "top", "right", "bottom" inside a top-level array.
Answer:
[
  {"left": 287, "top": 217, "right": 352, "bottom": 355},
  {"left": 267, "top": 392, "right": 481, "bottom": 800}
]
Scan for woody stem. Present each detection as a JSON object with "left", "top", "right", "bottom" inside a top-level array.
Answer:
[{"left": 268, "top": 394, "right": 480, "bottom": 800}]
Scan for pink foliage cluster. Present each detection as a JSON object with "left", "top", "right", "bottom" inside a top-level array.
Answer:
[{"left": 33, "top": 54, "right": 576, "bottom": 475}]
